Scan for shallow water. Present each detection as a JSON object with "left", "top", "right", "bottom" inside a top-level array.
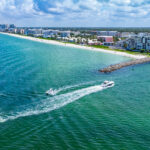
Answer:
[{"left": 0, "top": 33, "right": 150, "bottom": 150}]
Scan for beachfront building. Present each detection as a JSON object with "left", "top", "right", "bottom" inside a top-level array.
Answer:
[
  {"left": 96, "top": 31, "right": 119, "bottom": 37},
  {"left": 98, "top": 36, "right": 114, "bottom": 46},
  {"left": 8, "top": 28, "right": 17, "bottom": 33},
  {"left": 71, "top": 31, "right": 80, "bottom": 36},
  {"left": 68, "top": 37, "right": 78, "bottom": 43},
  {"left": 121, "top": 32, "right": 136, "bottom": 38},
  {"left": 9, "top": 24, "right": 16, "bottom": 28},
  {"left": 7, "top": 28, "right": 24, "bottom": 34},
  {"left": 43, "top": 30, "right": 58, "bottom": 38},
  {"left": 0, "top": 24, "right": 16, "bottom": 32},
  {"left": 121, "top": 36, "right": 150, "bottom": 51},
  {"left": 80, "top": 38, "right": 87, "bottom": 44},
  {"left": 16, "top": 29, "right": 25, "bottom": 34},
  {"left": 0, "top": 24, "right": 9, "bottom": 31},
  {"left": 137, "top": 32, "right": 150, "bottom": 37},
  {"left": 60, "top": 31, "right": 71, "bottom": 37},
  {"left": 88, "top": 39, "right": 101, "bottom": 45},
  {"left": 19, "top": 29, "right": 25, "bottom": 34},
  {"left": 81, "top": 33, "right": 92, "bottom": 37},
  {"left": 25, "top": 29, "right": 43, "bottom": 37}
]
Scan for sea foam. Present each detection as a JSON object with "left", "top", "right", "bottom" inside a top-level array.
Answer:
[
  {"left": 46, "top": 81, "right": 96, "bottom": 96},
  {"left": 0, "top": 82, "right": 114, "bottom": 123}
]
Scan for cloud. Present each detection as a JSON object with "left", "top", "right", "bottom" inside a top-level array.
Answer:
[
  {"left": 0, "top": 0, "right": 150, "bottom": 27},
  {"left": 0, "top": 0, "right": 53, "bottom": 18}
]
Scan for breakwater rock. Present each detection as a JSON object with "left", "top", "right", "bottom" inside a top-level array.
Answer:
[{"left": 100, "top": 57, "right": 150, "bottom": 73}]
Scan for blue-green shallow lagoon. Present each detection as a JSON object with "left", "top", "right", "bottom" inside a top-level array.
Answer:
[{"left": 0, "top": 33, "right": 150, "bottom": 150}]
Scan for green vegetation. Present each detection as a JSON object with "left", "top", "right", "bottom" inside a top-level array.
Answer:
[
  {"left": 111, "top": 49, "right": 150, "bottom": 56},
  {"left": 88, "top": 45, "right": 150, "bottom": 56},
  {"left": 140, "top": 49, "right": 145, "bottom": 53},
  {"left": 38, "top": 37, "right": 56, "bottom": 40},
  {"left": 62, "top": 42, "right": 77, "bottom": 45},
  {"left": 113, "top": 37, "right": 119, "bottom": 42},
  {"left": 121, "top": 37, "right": 127, "bottom": 40},
  {"left": 89, "top": 45, "right": 109, "bottom": 49},
  {"left": 123, "top": 43, "right": 127, "bottom": 48}
]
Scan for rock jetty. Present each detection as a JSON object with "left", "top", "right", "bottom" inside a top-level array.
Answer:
[{"left": 100, "top": 57, "right": 150, "bottom": 73}]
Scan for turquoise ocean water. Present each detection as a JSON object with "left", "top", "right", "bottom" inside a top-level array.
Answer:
[{"left": 0, "top": 33, "right": 150, "bottom": 150}]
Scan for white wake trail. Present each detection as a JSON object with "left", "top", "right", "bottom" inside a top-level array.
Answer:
[
  {"left": 0, "top": 82, "right": 114, "bottom": 123},
  {"left": 46, "top": 81, "right": 97, "bottom": 96}
]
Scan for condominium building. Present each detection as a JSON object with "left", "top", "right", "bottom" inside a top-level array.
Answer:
[
  {"left": 97, "top": 31, "right": 119, "bottom": 37},
  {"left": 121, "top": 36, "right": 150, "bottom": 51},
  {"left": 43, "top": 30, "right": 58, "bottom": 38},
  {"left": 0, "top": 24, "right": 15, "bottom": 31},
  {"left": 25, "top": 29, "right": 43, "bottom": 37}
]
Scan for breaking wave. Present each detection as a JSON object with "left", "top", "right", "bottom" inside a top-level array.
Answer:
[{"left": 0, "top": 82, "right": 114, "bottom": 123}]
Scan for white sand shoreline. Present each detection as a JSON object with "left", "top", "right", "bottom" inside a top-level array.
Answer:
[{"left": 0, "top": 32, "right": 146, "bottom": 59}]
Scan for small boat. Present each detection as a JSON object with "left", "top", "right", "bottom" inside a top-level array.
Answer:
[
  {"left": 101, "top": 80, "right": 114, "bottom": 87},
  {"left": 46, "top": 88, "right": 55, "bottom": 95}
]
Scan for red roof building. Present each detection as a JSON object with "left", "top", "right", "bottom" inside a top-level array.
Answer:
[{"left": 98, "top": 36, "right": 114, "bottom": 46}]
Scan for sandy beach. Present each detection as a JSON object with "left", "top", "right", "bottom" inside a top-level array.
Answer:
[{"left": 0, "top": 32, "right": 146, "bottom": 59}]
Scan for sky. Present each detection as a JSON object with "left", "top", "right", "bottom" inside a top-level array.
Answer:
[{"left": 0, "top": 0, "right": 150, "bottom": 27}]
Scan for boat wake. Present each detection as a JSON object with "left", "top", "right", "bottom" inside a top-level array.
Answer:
[
  {"left": 0, "top": 81, "right": 114, "bottom": 123},
  {"left": 46, "top": 81, "right": 96, "bottom": 96}
]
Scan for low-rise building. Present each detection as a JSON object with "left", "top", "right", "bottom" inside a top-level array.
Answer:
[
  {"left": 68, "top": 37, "right": 78, "bottom": 43},
  {"left": 60, "top": 31, "right": 71, "bottom": 37},
  {"left": 121, "top": 32, "right": 136, "bottom": 38},
  {"left": 98, "top": 36, "right": 114, "bottom": 46},
  {"left": 88, "top": 39, "right": 101, "bottom": 45},
  {"left": 8, "top": 28, "right": 17, "bottom": 33},
  {"left": 71, "top": 31, "right": 80, "bottom": 36}
]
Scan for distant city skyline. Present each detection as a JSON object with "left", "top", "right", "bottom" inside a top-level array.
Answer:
[{"left": 0, "top": 0, "right": 150, "bottom": 27}]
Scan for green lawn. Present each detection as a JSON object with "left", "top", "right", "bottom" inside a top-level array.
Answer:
[
  {"left": 89, "top": 45, "right": 109, "bottom": 49},
  {"left": 88, "top": 45, "right": 149, "bottom": 56}
]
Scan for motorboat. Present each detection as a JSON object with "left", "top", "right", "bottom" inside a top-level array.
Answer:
[
  {"left": 46, "top": 88, "right": 55, "bottom": 95},
  {"left": 101, "top": 81, "right": 114, "bottom": 87}
]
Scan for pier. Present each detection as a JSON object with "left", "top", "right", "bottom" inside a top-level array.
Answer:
[{"left": 100, "top": 57, "right": 150, "bottom": 73}]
